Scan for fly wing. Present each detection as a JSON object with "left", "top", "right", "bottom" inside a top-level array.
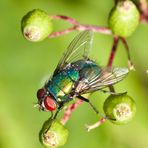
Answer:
[
  {"left": 53, "top": 31, "right": 93, "bottom": 75},
  {"left": 76, "top": 67, "right": 129, "bottom": 94}
]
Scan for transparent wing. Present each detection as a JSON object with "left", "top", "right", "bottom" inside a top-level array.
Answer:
[
  {"left": 76, "top": 67, "right": 129, "bottom": 94},
  {"left": 53, "top": 31, "right": 93, "bottom": 74}
]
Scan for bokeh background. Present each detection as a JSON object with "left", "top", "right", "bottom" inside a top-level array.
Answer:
[{"left": 0, "top": 0, "right": 148, "bottom": 148}]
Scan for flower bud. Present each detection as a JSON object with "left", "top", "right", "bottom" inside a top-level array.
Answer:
[
  {"left": 39, "top": 118, "right": 69, "bottom": 148},
  {"left": 108, "top": 0, "right": 140, "bottom": 37},
  {"left": 21, "top": 9, "right": 53, "bottom": 42},
  {"left": 103, "top": 93, "right": 136, "bottom": 125}
]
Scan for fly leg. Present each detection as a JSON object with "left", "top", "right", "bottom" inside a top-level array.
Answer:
[
  {"left": 100, "top": 89, "right": 127, "bottom": 95},
  {"left": 53, "top": 106, "right": 62, "bottom": 120},
  {"left": 44, "top": 105, "right": 64, "bottom": 134},
  {"left": 77, "top": 95, "right": 117, "bottom": 132},
  {"left": 100, "top": 85, "right": 127, "bottom": 95},
  {"left": 77, "top": 95, "right": 107, "bottom": 131},
  {"left": 78, "top": 95, "right": 106, "bottom": 118},
  {"left": 53, "top": 95, "right": 74, "bottom": 121}
]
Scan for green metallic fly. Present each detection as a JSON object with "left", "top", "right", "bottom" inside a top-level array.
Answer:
[{"left": 37, "top": 31, "right": 128, "bottom": 118}]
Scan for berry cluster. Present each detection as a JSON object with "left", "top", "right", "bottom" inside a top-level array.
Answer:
[{"left": 20, "top": 0, "right": 144, "bottom": 147}]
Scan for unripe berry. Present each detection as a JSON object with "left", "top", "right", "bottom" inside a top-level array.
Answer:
[
  {"left": 108, "top": 0, "right": 140, "bottom": 37},
  {"left": 21, "top": 9, "right": 53, "bottom": 42},
  {"left": 39, "top": 118, "right": 69, "bottom": 148},
  {"left": 103, "top": 93, "right": 136, "bottom": 125}
]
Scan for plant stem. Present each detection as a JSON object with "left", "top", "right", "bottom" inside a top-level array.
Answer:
[
  {"left": 60, "top": 100, "right": 84, "bottom": 125},
  {"left": 86, "top": 117, "right": 106, "bottom": 132},
  {"left": 139, "top": 0, "right": 148, "bottom": 23},
  {"left": 107, "top": 36, "right": 119, "bottom": 68},
  {"left": 120, "top": 38, "right": 135, "bottom": 70},
  {"left": 77, "top": 25, "right": 112, "bottom": 35},
  {"left": 49, "top": 27, "right": 77, "bottom": 38},
  {"left": 51, "top": 15, "right": 80, "bottom": 26},
  {"left": 49, "top": 15, "right": 112, "bottom": 38}
]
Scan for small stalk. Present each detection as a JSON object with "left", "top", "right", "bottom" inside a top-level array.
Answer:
[
  {"left": 107, "top": 36, "right": 119, "bottom": 68},
  {"left": 120, "top": 38, "right": 135, "bottom": 70},
  {"left": 85, "top": 118, "right": 106, "bottom": 132},
  {"left": 60, "top": 100, "right": 84, "bottom": 125}
]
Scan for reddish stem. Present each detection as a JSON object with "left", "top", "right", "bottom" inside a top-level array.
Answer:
[
  {"left": 51, "top": 15, "right": 80, "bottom": 26},
  {"left": 60, "top": 100, "right": 84, "bottom": 125},
  {"left": 49, "top": 15, "right": 112, "bottom": 38},
  {"left": 107, "top": 36, "right": 119, "bottom": 68},
  {"left": 139, "top": 0, "right": 148, "bottom": 23},
  {"left": 77, "top": 25, "right": 112, "bottom": 35},
  {"left": 49, "top": 27, "right": 77, "bottom": 38},
  {"left": 120, "top": 38, "right": 135, "bottom": 70},
  {"left": 86, "top": 117, "right": 106, "bottom": 132}
]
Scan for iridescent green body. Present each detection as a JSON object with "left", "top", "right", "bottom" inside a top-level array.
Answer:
[
  {"left": 47, "top": 67, "right": 79, "bottom": 100},
  {"left": 46, "top": 60, "right": 101, "bottom": 102}
]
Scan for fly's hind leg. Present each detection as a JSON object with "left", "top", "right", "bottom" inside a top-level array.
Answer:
[
  {"left": 100, "top": 86, "right": 127, "bottom": 95},
  {"left": 77, "top": 95, "right": 108, "bottom": 131},
  {"left": 77, "top": 95, "right": 106, "bottom": 118},
  {"left": 77, "top": 95, "right": 117, "bottom": 132},
  {"left": 100, "top": 89, "right": 127, "bottom": 95}
]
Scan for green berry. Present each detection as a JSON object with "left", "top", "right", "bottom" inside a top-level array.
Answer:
[
  {"left": 108, "top": 0, "right": 140, "bottom": 37},
  {"left": 39, "top": 118, "right": 69, "bottom": 148},
  {"left": 103, "top": 93, "right": 136, "bottom": 125},
  {"left": 21, "top": 9, "right": 53, "bottom": 42}
]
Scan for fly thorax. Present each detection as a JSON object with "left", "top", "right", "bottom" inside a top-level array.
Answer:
[{"left": 46, "top": 68, "right": 79, "bottom": 101}]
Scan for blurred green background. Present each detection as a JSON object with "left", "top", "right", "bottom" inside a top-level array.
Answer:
[{"left": 0, "top": 0, "right": 148, "bottom": 148}]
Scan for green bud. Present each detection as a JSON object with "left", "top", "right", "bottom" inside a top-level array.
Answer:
[
  {"left": 39, "top": 118, "right": 69, "bottom": 148},
  {"left": 21, "top": 9, "right": 53, "bottom": 42},
  {"left": 103, "top": 93, "right": 136, "bottom": 125},
  {"left": 108, "top": 0, "right": 140, "bottom": 37}
]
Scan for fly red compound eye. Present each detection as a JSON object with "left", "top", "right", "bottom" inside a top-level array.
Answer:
[
  {"left": 44, "top": 96, "right": 57, "bottom": 111},
  {"left": 37, "top": 88, "right": 45, "bottom": 100}
]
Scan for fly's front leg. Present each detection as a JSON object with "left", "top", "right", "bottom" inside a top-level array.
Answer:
[{"left": 53, "top": 105, "right": 63, "bottom": 120}]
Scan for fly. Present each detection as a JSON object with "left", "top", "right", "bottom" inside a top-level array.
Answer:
[{"left": 36, "top": 31, "right": 129, "bottom": 119}]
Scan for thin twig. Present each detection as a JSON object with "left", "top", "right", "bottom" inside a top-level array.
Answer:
[
  {"left": 120, "top": 38, "right": 135, "bottom": 71},
  {"left": 85, "top": 117, "right": 106, "bottom": 132},
  {"left": 107, "top": 36, "right": 119, "bottom": 68},
  {"left": 49, "top": 14, "right": 112, "bottom": 38},
  {"left": 140, "top": 0, "right": 148, "bottom": 14},
  {"left": 77, "top": 25, "right": 112, "bottom": 35},
  {"left": 48, "top": 27, "right": 77, "bottom": 38},
  {"left": 60, "top": 100, "right": 84, "bottom": 125},
  {"left": 139, "top": 0, "right": 148, "bottom": 23},
  {"left": 51, "top": 15, "right": 80, "bottom": 26}
]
